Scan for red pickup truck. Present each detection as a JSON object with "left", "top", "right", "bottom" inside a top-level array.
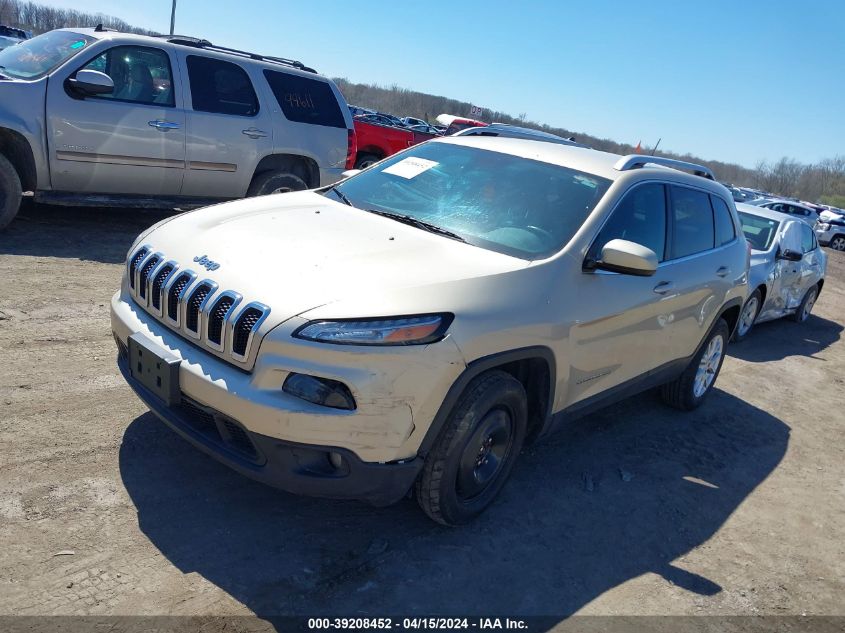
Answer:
[{"left": 353, "top": 118, "right": 439, "bottom": 169}]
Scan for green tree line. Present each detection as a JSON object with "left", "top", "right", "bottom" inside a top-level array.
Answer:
[{"left": 1, "top": 0, "right": 842, "bottom": 206}]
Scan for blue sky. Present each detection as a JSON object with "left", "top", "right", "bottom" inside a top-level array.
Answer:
[{"left": 47, "top": 0, "right": 845, "bottom": 167}]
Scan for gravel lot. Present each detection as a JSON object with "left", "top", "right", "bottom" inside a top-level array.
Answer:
[{"left": 0, "top": 203, "right": 843, "bottom": 622}]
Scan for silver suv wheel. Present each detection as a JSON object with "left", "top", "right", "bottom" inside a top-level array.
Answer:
[{"left": 693, "top": 334, "right": 724, "bottom": 398}]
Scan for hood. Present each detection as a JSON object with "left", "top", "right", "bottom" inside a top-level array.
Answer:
[{"left": 142, "top": 191, "right": 529, "bottom": 328}]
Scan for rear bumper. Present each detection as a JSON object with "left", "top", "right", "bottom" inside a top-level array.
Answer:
[{"left": 118, "top": 354, "right": 423, "bottom": 506}]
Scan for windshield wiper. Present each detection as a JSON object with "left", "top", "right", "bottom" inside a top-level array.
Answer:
[
  {"left": 365, "top": 209, "right": 468, "bottom": 243},
  {"left": 328, "top": 185, "right": 352, "bottom": 206}
]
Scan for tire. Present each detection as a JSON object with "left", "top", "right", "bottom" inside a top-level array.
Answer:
[
  {"left": 416, "top": 370, "right": 528, "bottom": 526},
  {"left": 246, "top": 171, "right": 307, "bottom": 197},
  {"left": 790, "top": 284, "right": 819, "bottom": 323},
  {"left": 354, "top": 153, "right": 380, "bottom": 170},
  {"left": 733, "top": 289, "right": 761, "bottom": 342},
  {"left": 829, "top": 235, "right": 845, "bottom": 251},
  {"left": 0, "top": 154, "right": 23, "bottom": 231},
  {"left": 661, "top": 318, "right": 730, "bottom": 411}
]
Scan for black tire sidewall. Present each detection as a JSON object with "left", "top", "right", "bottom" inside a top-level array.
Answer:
[
  {"left": 734, "top": 290, "right": 761, "bottom": 342},
  {"left": 793, "top": 285, "right": 818, "bottom": 323},
  {"left": 247, "top": 172, "right": 307, "bottom": 197},
  {"left": 429, "top": 373, "right": 527, "bottom": 525},
  {"left": 0, "top": 155, "right": 23, "bottom": 230},
  {"left": 354, "top": 154, "right": 379, "bottom": 170}
]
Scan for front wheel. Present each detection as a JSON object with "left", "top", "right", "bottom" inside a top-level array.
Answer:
[
  {"left": 661, "top": 318, "right": 729, "bottom": 411},
  {"left": 0, "top": 154, "right": 23, "bottom": 231},
  {"left": 416, "top": 370, "right": 527, "bottom": 526},
  {"left": 791, "top": 284, "right": 819, "bottom": 323}
]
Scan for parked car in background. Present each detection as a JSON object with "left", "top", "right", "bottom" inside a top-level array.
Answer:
[
  {"left": 348, "top": 104, "right": 375, "bottom": 117},
  {"left": 112, "top": 141, "right": 748, "bottom": 525},
  {"left": 407, "top": 123, "right": 442, "bottom": 135},
  {"left": 733, "top": 203, "right": 826, "bottom": 340},
  {"left": 453, "top": 122, "right": 586, "bottom": 146},
  {"left": 401, "top": 116, "right": 428, "bottom": 128},
  {"left": 749, "top": 199, "right": 820, "bottom": 225},
  {"left": 815, "top": 210, "right": 845, "bottom": 251},
  {"left": 436, "top": 113, "right": 488, "bottom": 135},
  {"left": 0, "top": 25, "right": 28, "bottom": 50},
  {"left": 356, "top": 112, "right": 405, "bottom": 127},
  {"left": 0, "top": 27, "right": 355, "bottom": 229},
  {"left": 352, "top": 115, "right": 438, "bottom": 168}
]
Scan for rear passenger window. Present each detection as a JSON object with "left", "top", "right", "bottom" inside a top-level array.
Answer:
[
  {"left": 711, "top": 196, "right": 736, "bottom": 245},
  {"left": 263, "top": 70, "right": 346, "bottom": 128},
  {"left": 669, "top": 186, "right": 715, "bottom": 259},
  {"left": 187, "top": 55, "right": 258, "bottom": 116},
  {"left": 590, "top": 183, "right": 667, "bottom": 262}
]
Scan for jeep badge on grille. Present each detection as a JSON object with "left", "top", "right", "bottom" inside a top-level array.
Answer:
[{"left": 193, "top": 255, "right": 220, "bottom": 271}]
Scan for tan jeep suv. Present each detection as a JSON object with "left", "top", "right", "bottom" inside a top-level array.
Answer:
[{"left": 111, "top": 137, "right": 749, "bottom": 525}]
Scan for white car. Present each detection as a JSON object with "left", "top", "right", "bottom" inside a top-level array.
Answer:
[
  {"left": 734, "top": 203, "right": 827, "bottom": 340},
  {"left": 750, "top": 199, "right": 819, "bottom": 225},
  {"left": 815, "top": 209, "right": 845, "bottom": 251}
]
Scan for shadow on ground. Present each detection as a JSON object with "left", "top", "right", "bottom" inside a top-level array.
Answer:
[
  {"left": 120, "top": 387, "right": 789, "bottom": 621},
  {"left": 728, "top": 314, "right": 842, "bottom": 362},
  {"left": 0, "top": 203, "right": 178, "bottom": 264}
]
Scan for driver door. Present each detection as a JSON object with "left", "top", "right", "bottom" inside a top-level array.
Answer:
[
  {"left": 46, "top": 43, "right": 185, "bottom": 195},
  {"left": 771, "top": 221, "right": 805, "bottom": 312}
]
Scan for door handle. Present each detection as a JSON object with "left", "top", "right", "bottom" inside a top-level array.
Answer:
[
  {"left": 716, "top": 266, "right": 730, "bottom": 277},
  {"left": 242, "top": 127, "right": 268, "bottom": 139},
  {"left": 653, "top": 281, "right": 675, "bottom": 295},
  {"left": 148, "top": 120, "right": 181, "bottom": 131}
]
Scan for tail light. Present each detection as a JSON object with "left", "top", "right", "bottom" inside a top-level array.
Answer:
[{"left": 345, "top": 128, "right": 357, "bottom": 170}]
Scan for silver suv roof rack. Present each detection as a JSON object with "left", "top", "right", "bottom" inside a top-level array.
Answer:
[
  {"left": 613, "top": 155, "right": 715, "bottom": 180},
  {"left": 157, "top": 35, "right": 317, "bottom": 73}
]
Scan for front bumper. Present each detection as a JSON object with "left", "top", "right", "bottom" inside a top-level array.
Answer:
[
  {"left": 118, "top": 352, "right": 422, "bottom": 506},
  {"left": 815, "top": 226, "right": 834, "bottom": 245}
]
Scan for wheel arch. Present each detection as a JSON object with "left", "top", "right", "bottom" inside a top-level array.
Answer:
[
  {"left": 417, "top": 346, "right": 556, "bottom": 458},
  {"left": 251, "top": 153, "right": 319, "bottom": 189},
  {"left": 718, "top": 297, "right": 743, "bottom": 339},
  {"left": 0, "top": 127, "right": 37, "bottom": 192}
]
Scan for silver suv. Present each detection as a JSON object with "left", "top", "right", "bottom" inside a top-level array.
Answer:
[
  {"left": 0, "top": 28, "right": 354, "bottom": 229},
  {"left": 111, "top": 138, "right": 749, "bottom": 525}
]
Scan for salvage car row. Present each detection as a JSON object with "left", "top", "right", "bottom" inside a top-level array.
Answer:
[{"left": 0, "top": 27, "right": 833, "bottom": 525}]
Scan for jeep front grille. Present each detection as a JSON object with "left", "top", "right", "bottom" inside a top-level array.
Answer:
[
  {"left": 185, "top": 283, "right": 212, "bottom": 333},
  {"left": 137, "top": 256, "right": 160, "bottom": 301},
  {"left": 126, "top": 246, "right": 269, "bottom": 366},
  {"left": 128, "top": 248, "right": 148, "bottom": 290},
  {"left": 150, "top": 264, "right": 174, "bottom": 311}
]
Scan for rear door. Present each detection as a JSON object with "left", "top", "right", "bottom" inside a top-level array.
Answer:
[
  {"left": 46, "top": 43, "right": 185, "bottom": 194},
  {"left": 178, "top": 53, "right": 273, "bottom": 198},
  {"left": 661, "top": 186, "right": 738, "bottom": 361}
]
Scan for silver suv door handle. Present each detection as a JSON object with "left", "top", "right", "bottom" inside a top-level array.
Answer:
[
  {"left": 148, "top": 120, "right": 181, "bottom": 131},
  {"left": 716, "top": 266, "right": 730, "bottom": 277},
  {"left": 653, "top": 281, "right": 675, "bottom": 295},
  {"left": 242, "top": 127, "right": 268, "bottom": 139}
]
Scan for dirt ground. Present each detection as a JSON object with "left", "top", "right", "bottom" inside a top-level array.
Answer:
[{"left": 0, "top": 203, "right": 843, "bottom": 624}]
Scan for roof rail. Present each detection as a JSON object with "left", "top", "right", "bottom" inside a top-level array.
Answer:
[
  {"left": 613, "top": 155, "right": 715, "bottom": 180},
  {"left": 156, "top": 35, "right": 317, "bottom": 73}
]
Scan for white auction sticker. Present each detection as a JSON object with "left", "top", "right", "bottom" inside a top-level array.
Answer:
[{"left": 382, "top": 157, "right": 438, "bottom": 179}]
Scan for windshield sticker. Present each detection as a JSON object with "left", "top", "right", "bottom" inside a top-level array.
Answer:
[
  {"left": 382, "top": 157, "right": 438, "bottom": 179},
  {"left": 70, "top": 40, "right": 86, "bottom": 49}
]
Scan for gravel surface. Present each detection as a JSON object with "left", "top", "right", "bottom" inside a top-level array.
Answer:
[{"left": 0, "top": 203, "right": 843, "bottom": 620}]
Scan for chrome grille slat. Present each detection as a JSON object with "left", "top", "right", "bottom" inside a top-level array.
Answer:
[{"left": 126, "top": 250, "right": 269, "bottom": 364}]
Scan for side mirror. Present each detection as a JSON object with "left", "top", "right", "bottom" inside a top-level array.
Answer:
[
  {"left": 341, "top": 169, "right": 361, "bottom": 179},
  {"left": 590, "top": 239, "right": 658, "bottom": 276},
  {"left": 67, "top": 69, "right": 114, "bottom": 96},
  {"left": 778, "top": 248, "right": 803, "bottom": 262}
]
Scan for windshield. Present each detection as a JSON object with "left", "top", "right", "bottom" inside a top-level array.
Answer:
[
  {"left": 328, "top": 142, "right": 611, "bottom": 259},
  {"left": 0, "top": 30, "right": 93, "bottom": 79},
  {"left": 739, "top": 211, "right": 780, "bottom": 251}
]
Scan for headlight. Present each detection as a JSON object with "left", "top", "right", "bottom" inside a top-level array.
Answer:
[
  {"left": 293, "top": 314, "right": 453, "bottom": 346},
  {"left": 817, "top": 223, "right": 830, "bottom": 231}
]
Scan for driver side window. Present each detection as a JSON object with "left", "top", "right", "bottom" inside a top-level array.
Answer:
[
  {"left": 80, "top": 45, "right": 174, "bottom": 107},
  {"left": 589, "top": 183, "right": 667, "bottom": 262}
]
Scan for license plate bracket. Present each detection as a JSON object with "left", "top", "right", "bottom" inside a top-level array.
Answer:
[{"left": 128, "top": 333, "right": 181, "bottom": 406}]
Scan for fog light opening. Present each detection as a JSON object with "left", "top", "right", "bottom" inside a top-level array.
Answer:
[{"left": 282, "top": 373, "right": 356, "bottom": 410}]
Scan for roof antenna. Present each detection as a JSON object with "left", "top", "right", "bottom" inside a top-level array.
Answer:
[{"left": 651, "top": 138, "right": 662, "bottom": 156}]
